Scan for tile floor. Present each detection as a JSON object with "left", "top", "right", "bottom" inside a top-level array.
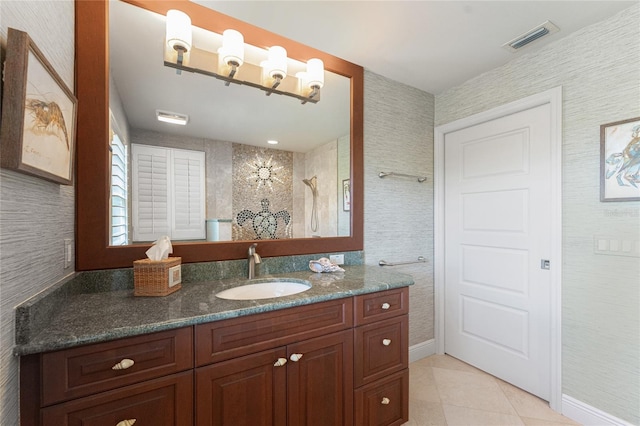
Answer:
[{"left": 407, "top": 355, "right": 580, "bottom": 426}]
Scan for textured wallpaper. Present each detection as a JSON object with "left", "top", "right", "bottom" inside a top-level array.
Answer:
[
  {"left": 3, "top": 2, "right": 636, "bottom": 425},
  {"left": 0, "top": 1, "right": 76, "bottom": 424},
  {"left": 364, "top": 71, "right": 436, "bottom": 346},
  {"left": 435, "top": 5, "right": 640, "bottom": 423}
]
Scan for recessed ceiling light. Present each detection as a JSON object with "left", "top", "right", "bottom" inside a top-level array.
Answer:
[
  {"left": 156, "top": 109, "right": 189, "bottom": 125},
  {"left": 267, "top": 140, "right": 279, "bottom": 145}
]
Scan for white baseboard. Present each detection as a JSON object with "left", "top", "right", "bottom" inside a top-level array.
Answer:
[
  {"left": 409, "top": 339, "right": 436, "bottom": 363},
  {"left": 562, "top": 395, "right": 634, "bottom": 426}
]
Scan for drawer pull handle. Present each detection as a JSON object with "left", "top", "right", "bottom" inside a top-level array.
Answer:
[
  {"left": 382, "top": 339, "right": 392, "bottom": 346},
  {"left": 274, "top": 358, "right": 288, "bottom": 367},
  {"left": 111, "top": 359, "right": 135, "bottom": 370},
  {"left": 381, "top": 303, "right": 390, "bottom": 310},
  {"left": 381, "top": 397, "right": 390, "bottom": 405},
  {"left": 116, "top": 420, "right": 136, "bottom": 426},
  {"left": 290, "top": 353, "right": 303, "bottom": 362}
]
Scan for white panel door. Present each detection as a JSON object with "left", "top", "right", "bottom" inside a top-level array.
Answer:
[{"left": 444, "top": 103, "right": 552, "bottom": 400}]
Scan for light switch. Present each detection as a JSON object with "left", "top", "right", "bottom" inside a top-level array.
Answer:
[
  {"left": 609, "top": 239, "right": 620, "bottom": 252},
  {"left": 64, "top": 239, "right": 73, "bottom": 269},
  {"left": 597, "top": 239, "right": 608, "bottom": 251},
  {"left": 594, "top": 236, "right": 640, "bottom": 257}
]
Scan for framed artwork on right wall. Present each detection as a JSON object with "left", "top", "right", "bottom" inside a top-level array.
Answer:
[{"left": 600, "top": 116, "right": 640, "bottom": 202}]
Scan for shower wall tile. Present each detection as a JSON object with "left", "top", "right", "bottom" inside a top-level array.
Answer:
[{"left": 304, "top": 139, "right": 338, "bottom": 237}]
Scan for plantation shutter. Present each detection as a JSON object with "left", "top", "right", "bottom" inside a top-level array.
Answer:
[
  {"left": 171, "top": 149, "right": 206, "bottom": 240},
  {"left": 132, "top": 144, "right": 205, "bottom": 242},
  {"left": 132, "top": 144, "right": 171, "bottom": 242}
]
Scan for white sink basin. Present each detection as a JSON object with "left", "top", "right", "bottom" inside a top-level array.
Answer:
[{"left": 216, "top": 280, "right": 311, "bottom": 300}]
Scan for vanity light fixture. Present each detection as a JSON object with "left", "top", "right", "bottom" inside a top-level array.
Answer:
[
  {"left": 163, "top": 10, "right": 324, "bottom": 104},
  {"left": 218, "top": 29, "right": 244, "bottom": 85},
  {"left": 296, "top": 58, "right": 324, "bottom": 104},
  {"left": 156, "top": 110, "right": 189, "bottom": 125},
  {"left": 267, "top": 140, "right": 279, "bottom": 145},
  {"left": 165, "top": 9, "right": 192, "bottom": 74},
  {"left": 262, "top": 46, "right": 288, "bottom": 93}
]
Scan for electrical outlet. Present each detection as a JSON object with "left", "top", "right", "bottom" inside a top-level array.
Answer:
[
  {"left": 329, "top": 254, "right": 344, "bottom": 265},
  {"left": 64, "top": 239, "right": 73, "bottom": 269}
]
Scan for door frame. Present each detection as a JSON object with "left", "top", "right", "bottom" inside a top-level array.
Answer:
[{"left": 434, "top": 86, "right": 563, "bottom": 411}]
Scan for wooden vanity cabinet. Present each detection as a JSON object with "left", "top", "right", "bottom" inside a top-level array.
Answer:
[
  {"left": 20, "top": 327, "right": 194, "bottom": 426},
  {"left": 40, "top": 371, "right": 193, "bottom": 426},
  {"left": 21, "top": 287, "right": 410, "bottom": 426},
  {"left": 195, "top": 298, "right": 354, "bottom": 426},
  {"left": 354, "top": 288, "right": 409, "bottom": 426}
]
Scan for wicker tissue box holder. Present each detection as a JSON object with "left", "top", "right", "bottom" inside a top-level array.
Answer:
[{"left": 133, "top": 257, "right": 182, "bottom": 296}]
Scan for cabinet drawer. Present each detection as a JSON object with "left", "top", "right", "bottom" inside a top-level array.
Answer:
[
  {"left": 354, "top": 287, "right": 408, "bottom": 326},
  {"left": 354, "top": 369, "right": 409, "bottom": 426},
  {"left": 41, "top": 327, "right": 193, "bottom": 406},
  {"left": 196, "top": 298, "right": 353, "bottom": 366},
  {"left": 354, "top": 315, "right": 408, "bottom": 387},
  {"left": 41, "top": 371, "right": 193, "bottom": 426}
]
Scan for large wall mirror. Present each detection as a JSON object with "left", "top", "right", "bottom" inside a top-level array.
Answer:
[{"left": 75, "top": 0, "right": 364, "bottom": 270}]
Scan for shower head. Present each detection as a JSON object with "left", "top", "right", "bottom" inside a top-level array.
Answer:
[
  {"left": 303, "top": 176, "right": 318, "bottom": 195},
  {"left": 302, "top": 176, "right": 319, "bottom": 232},
  {"left": 302, "top": 175, "right": 317, "bottom": 188}
]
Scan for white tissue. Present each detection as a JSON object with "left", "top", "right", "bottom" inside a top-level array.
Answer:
[{"left": 145, "top": 236, "right": 173, "bottom": 261}]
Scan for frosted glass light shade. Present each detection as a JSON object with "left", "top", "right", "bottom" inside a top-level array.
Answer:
[
  {"left": 166, "top": 10, "right": 192, "bottom": 52},
  {"left": 219, "top": 29, "right": 244, "bottom": 66},
  {"left": 266, "top": 46, "right": 287, "bottom": 79},
  {"left": 306, "top": 58, "right": 324, "bottom": 88}
]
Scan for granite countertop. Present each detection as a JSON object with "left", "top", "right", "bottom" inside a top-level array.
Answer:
[{"left": 14, "top": 265, "right": 413, "bottom": 356}]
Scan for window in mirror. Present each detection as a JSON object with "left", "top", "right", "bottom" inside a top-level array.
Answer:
[
  {"left": 130, "top": 144, "right": 205, "bottom": 242},
  {"left": 110, "top": 114, "right": 128, "bottom": 246}
]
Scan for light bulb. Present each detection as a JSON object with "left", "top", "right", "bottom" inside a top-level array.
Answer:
[
  {"left": 166, "top": 10, "right": 192, "bottom": 53},
  {"left": 219, "top": 29, "right": 244, "bottom": 67},
  {"left": 306, "top": 58, "right": 324, "bottom": 89},
  {"left": 267, "top": 46, "right": 287, "bottom": 80}
]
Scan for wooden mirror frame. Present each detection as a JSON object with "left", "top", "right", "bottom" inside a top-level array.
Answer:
[{"left": 75, "top": 0, "right": 364, "bottom": 270}]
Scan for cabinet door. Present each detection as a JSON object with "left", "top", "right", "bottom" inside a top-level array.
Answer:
[
  {"left": 41, "top": 371, "right": 193, "bottom": 426},
  {"left": 287, "top": 330, "right": 354, "bottom": 426},
  {"left": 196, "top": 347, "right": 287, "bottom": 426}
]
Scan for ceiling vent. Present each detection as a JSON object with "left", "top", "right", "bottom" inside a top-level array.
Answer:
[
  {"left": 502, "top": 20, "right": 559, "bottom": 52},
  {"left": 156, "top": 110, "right": 189, "bottom": 125}
]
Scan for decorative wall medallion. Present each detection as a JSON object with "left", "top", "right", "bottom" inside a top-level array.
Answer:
[
  {"left": 247, "top": 155, "right": 284, "bottom": 191},
  {"left": 237, "top": 199, "right": 291, "bottom": 239}
]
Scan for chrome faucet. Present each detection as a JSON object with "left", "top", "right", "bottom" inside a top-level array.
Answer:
[{"left": 247, "top": 243, "right": 261, "bottom": 279}]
